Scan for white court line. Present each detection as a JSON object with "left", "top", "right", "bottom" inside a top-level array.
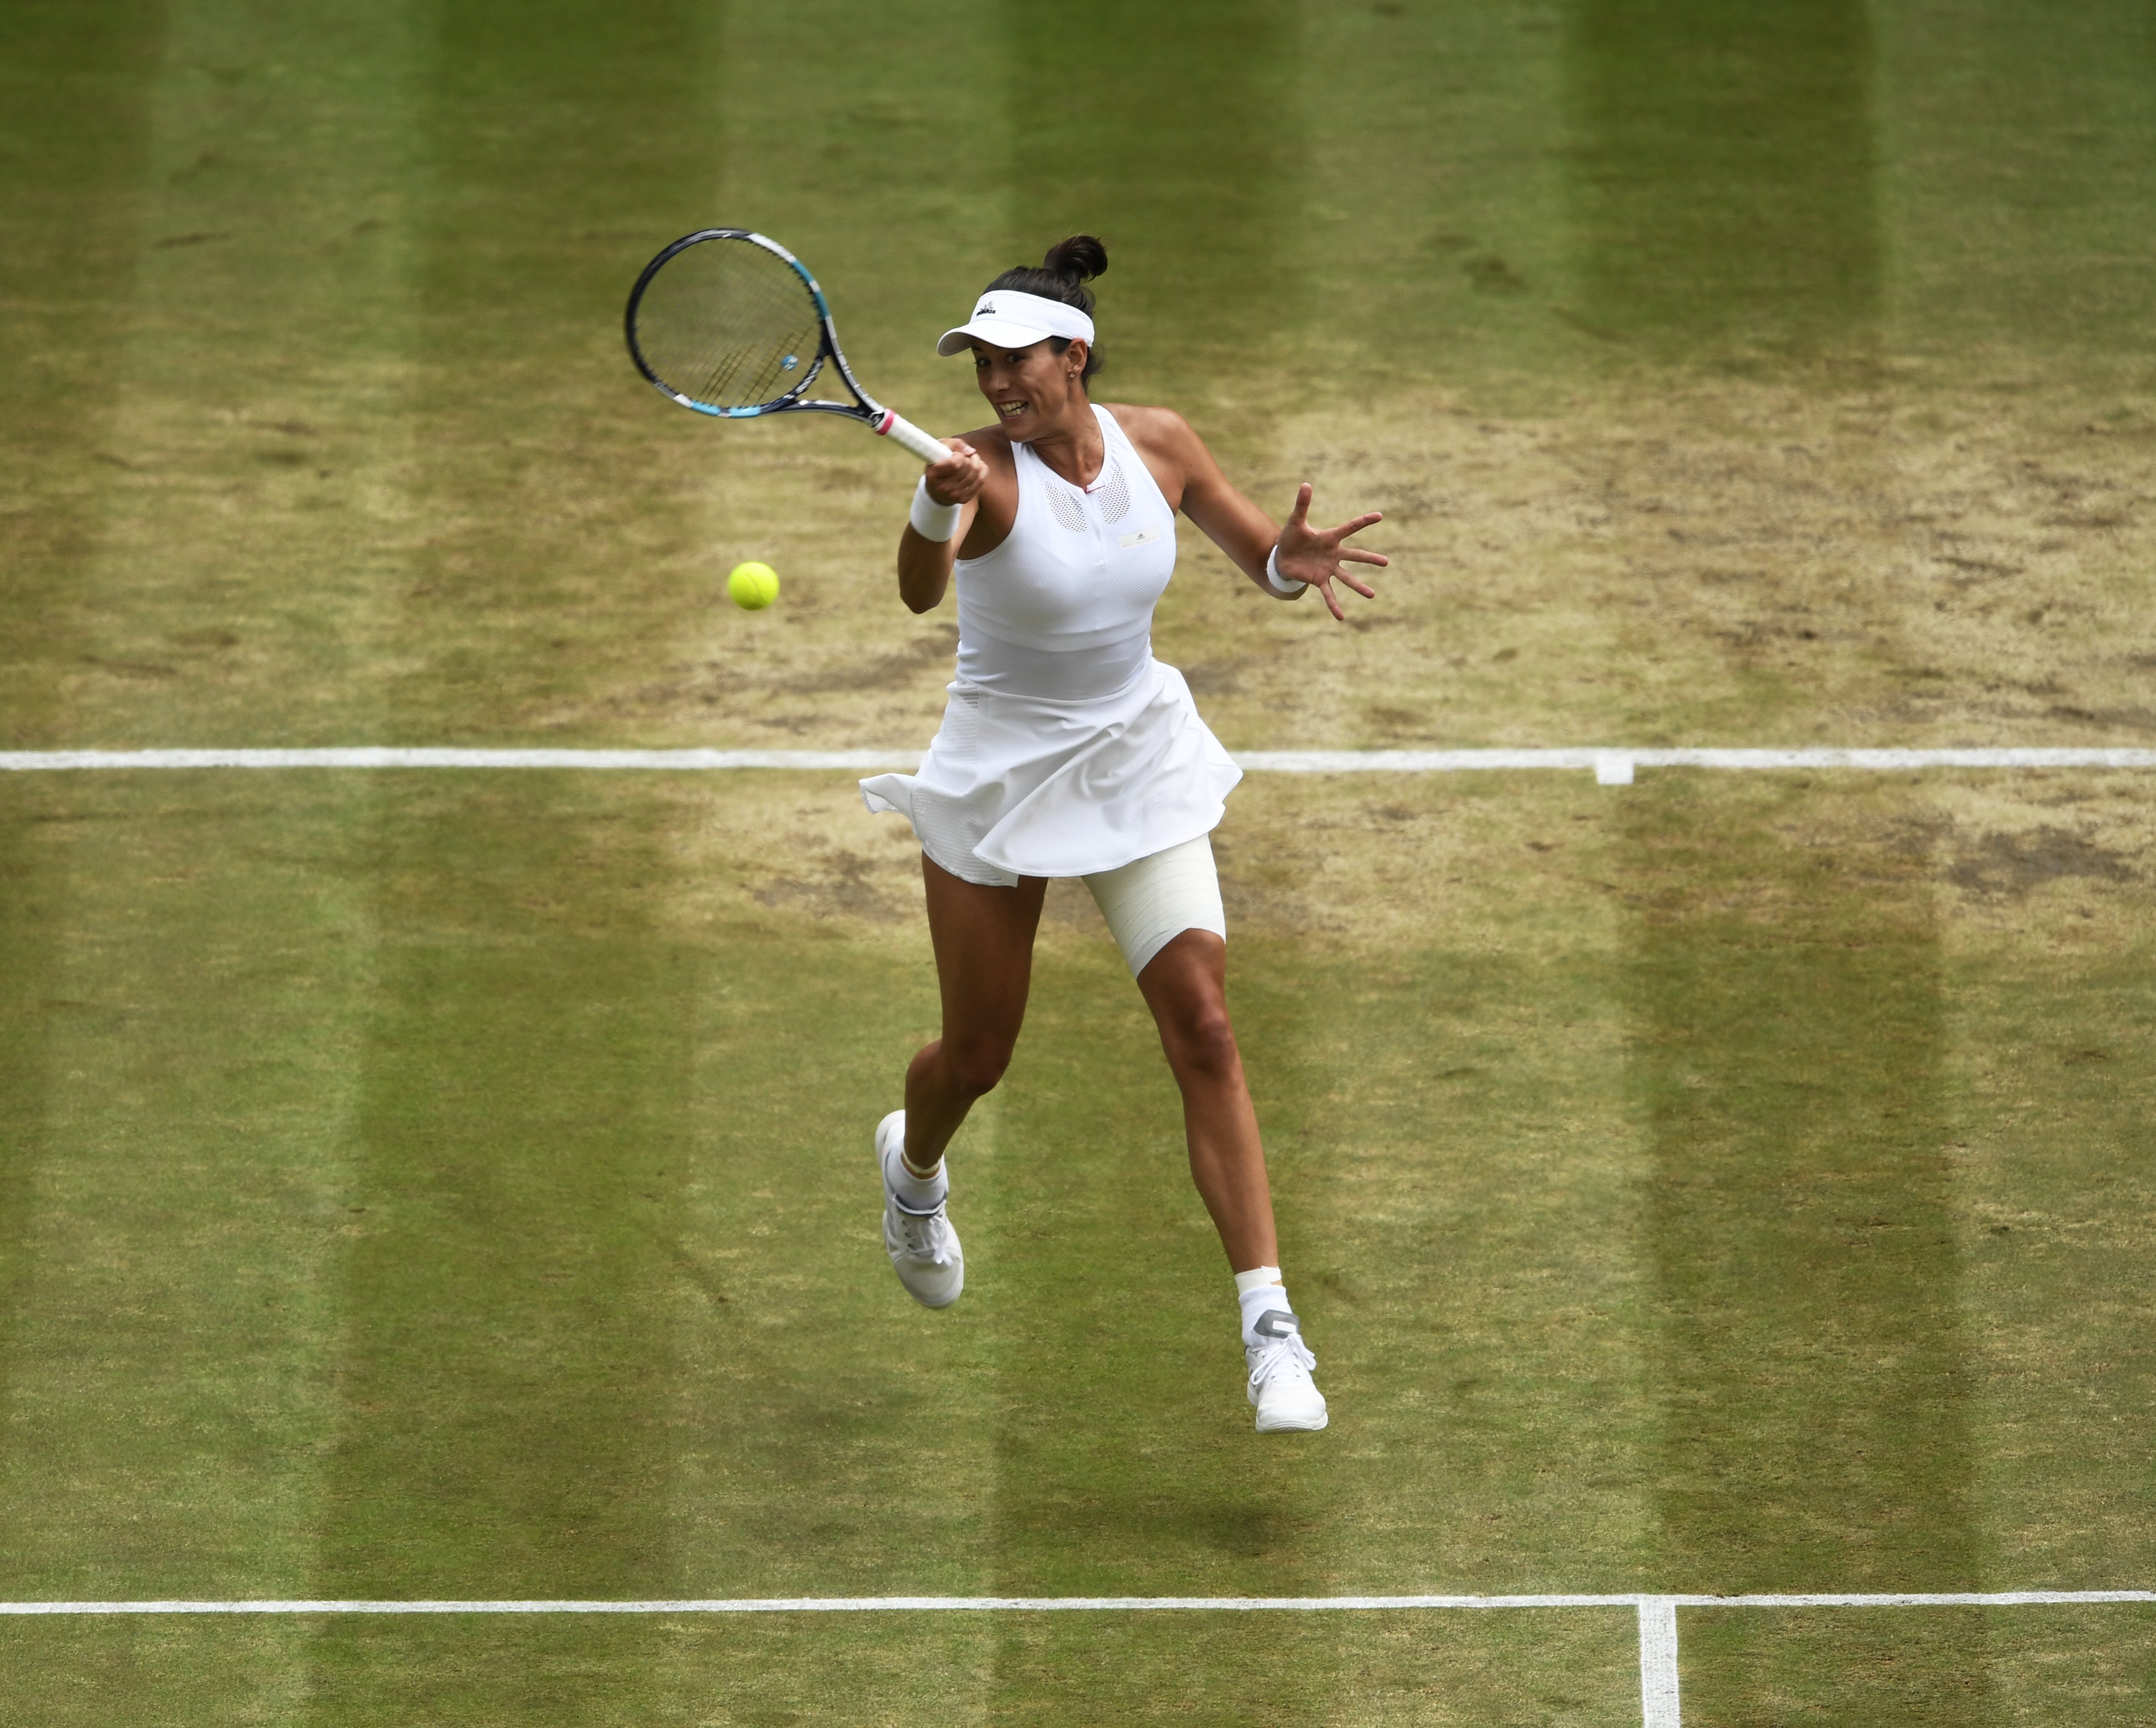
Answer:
[
  {"left": 2, "top": 746, "right": 2154, "bottom": 775},
  {"left": 0, "top": 748, "right": 924, "bottom": 772},
  {"left": 4, "top": 1589, "right": 2143, "bottom": 1613},
  {"left": 0, "top": 1593, "right": 1622, "bottom": 1613},
  {"left": 1638, "top": 1600, "right": 1683, "bottom": 1728},
  {"left": 7, "top": 1592, "right": 2144, "bottom": 1728}
]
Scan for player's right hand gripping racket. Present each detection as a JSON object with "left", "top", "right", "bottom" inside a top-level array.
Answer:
[{"left": 625, "top": 230, "right": 947, "bottom": 462}]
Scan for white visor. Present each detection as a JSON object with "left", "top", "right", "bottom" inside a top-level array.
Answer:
[{"left": 936, "top": 290, "right": 1095, "bottom": 356}]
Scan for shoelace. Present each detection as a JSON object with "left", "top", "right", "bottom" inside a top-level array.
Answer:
[
  {"left": 1247, "top": 1329, "right": 1317, "bottom": 1388},
  {"left": 895, "top": 1205, "right": 955, "bottom": 1268}
]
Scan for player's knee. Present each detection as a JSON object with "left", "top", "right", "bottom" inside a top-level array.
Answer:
[
  {"left": 945, "top": 1037, "right": 1013, "bottom": 1098},
  {"left": 1166, "top": 1001, "right": 1240, "bottom": 1082}
]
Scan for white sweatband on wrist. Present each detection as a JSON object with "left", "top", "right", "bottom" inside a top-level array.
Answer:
[
  {"left": 909, "top": 477, "right": 962, "bottom": 543},
  {"left": 1263, "top": 544, "right": 1307, "bottom": 597}
]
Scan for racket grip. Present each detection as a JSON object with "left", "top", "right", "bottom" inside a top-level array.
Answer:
[{"left": 875, "top": 411, "right": 949, "bottom": 464}]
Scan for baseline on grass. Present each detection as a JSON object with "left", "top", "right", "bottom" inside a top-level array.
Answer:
[
  {"left": 625, "top": 229, "right": 947, "bottom": 462},
  {"left": 3, "top": 1590, "right": 2147, "bottom": 1728}
]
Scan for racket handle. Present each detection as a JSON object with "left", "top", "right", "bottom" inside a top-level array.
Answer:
[{"left": 875, "top": 411, "right": 949, "bottom": 464}]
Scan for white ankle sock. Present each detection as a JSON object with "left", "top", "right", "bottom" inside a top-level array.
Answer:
[
  {"left": 887, "top": 1143, "right": 947, "bottom": 1212},
  {"left": 1235, "top": 1266, "right": 1297, "bottom": 1346}
]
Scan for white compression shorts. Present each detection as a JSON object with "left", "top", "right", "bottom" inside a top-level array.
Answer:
[{"left": 1083, "top": 834, "right": 1226, "bottom": 978}]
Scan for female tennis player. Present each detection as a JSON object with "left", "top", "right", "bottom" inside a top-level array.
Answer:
[{"left": 860, "top": 236, "right": 1384, "bottom": 1433}]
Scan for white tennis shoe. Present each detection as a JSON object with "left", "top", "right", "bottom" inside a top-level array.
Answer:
[
  {"left": 1246, "top": 1310, "right": 1328, "bottom": 1433},
  {"left": 877, "top": 1109, "right": 963, "bottom": 1310}
]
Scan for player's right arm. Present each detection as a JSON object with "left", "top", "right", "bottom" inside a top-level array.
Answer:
[{"left": 897, "top": 431, "right": 1014, "bottom": 614}]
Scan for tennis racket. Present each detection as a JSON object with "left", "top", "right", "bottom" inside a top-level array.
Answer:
[{"left": 625, "top": 230, "right": 947, "bottom": 463}]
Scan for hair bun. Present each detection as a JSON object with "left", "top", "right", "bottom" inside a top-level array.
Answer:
[
  {"left": 979, "top": 243, "right": 1107, "bottom": 383},
  {"left": 1041, "top": 234, "right": 1108, "bottom": 284}
]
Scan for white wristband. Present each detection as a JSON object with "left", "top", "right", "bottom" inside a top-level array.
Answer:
[
  {"left": 1263, "top": 544, "right": 1307, "bottom": 597},
  {"left": 910, "top": 477, "right": 962, "bottom": 543}
]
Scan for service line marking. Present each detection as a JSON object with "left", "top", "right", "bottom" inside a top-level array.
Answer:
[
  {"left": 2, "top": 1591, "right": 2146, "bottom": 1613},
  {"left": 2, "top": 746, "right": 2154, "bottom": 776},
  {"left": 4, "top": 1589, "right": 2147, "bottom": 1728}
]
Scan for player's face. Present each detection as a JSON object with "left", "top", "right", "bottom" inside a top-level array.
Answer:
[{"left": 970, "top": 338, "right": 1087, "bottom": 441}]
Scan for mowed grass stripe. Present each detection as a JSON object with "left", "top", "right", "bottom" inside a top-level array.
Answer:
[
  {"left": 1873, "top": 0, "right": 2156, "bottom": 364},
  {"left": 0, "top": 0, "right": 165, "bottom": 750},
  {"left": 334, "top": 0, "right": 738, "bottom": 1593},
  {"left": 312, "top": 777, "right": 693, "bottom": 1599},
  {"left": 52, "top": 0, "right": 423, "bottom": 755},
  {"left": 0, "top": 4, "right": 168, "bottom": 1578},
  {"left": 980, "top": 932, "right": 1342, "bottom": 1597},
  {"left": 1228, "top": 773, "right": 1661, "bottom": 1596},
  {"left": 299, "top": 0, "right": 739, "bottom": 1704},
  {"left": 1944, "top": 830, "right": 2156, "bottom": 1727},
  {"left": 0, "top": 1613, "right": 1642, "bottom": 1726},
  {"left": 668, "top": 861, "right": 997, "bottom": 1602},
  {"left": 0, "top": 781, "right": 379, "bottom": 1728},
  {"left": 0, "top": 0, "right": 424, "bottom": 1718},
  {"left": 1624, "top": 775, "right": 1985, "bottom": 1722},
  {"left": 0, "top": 3, "right": 170, "bottom": 1688},
  {"left": 1566, "top": 0, "right": 1884, "bottom": 361}
]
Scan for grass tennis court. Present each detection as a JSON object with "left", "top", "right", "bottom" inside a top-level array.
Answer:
[{"left": 5, "top": 0, "right": 2154, "bottom": 1721}]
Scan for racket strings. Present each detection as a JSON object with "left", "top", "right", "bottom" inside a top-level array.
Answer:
[{"left": 633, "top": 238, "right": 823, "bottom": 411}]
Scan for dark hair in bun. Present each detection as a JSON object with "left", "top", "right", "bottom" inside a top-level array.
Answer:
[{"left": 984, "top": 235, "right": 1107, "bottom": 383}]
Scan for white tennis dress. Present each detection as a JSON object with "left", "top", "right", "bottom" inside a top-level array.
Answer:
[{"left": 861, "top": 404, "right": 1241, "bottom": 886}]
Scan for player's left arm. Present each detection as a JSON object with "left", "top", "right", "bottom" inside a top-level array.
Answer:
[{"left": 1115, "top": 405, "right": 1386, "bottom": 621}]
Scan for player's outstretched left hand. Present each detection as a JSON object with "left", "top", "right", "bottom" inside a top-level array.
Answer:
[{"left": 1275, "top": 484, "right": 1387, "bottom": 621}]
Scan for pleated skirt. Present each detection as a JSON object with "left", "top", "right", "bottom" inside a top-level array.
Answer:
[{"left": 859, "top": 658, "right": 1241, "bottom": 887}]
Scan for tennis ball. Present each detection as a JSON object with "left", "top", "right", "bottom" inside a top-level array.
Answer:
[{"left": 727, "top": 560, "right": 780, "bottom": 610}]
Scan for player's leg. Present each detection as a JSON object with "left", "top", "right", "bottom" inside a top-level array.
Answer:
[
  {"left": 1135, "top": 932, "right": 1326, "bottom": 1432},
  {"left": 906, "top": 853, "right": 1046, "bottom": 1165},
  {"left": 1087, "top": 837, "right": 1326, "bottom": 1431},
  {"left": 878, "top": 852, "right": 1044, "bottom": 1310},
  {"left": 1131, "top": 930, "right": 1276, "bottom": 1270}
]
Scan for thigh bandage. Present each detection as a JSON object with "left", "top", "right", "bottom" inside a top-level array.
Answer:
[{"left": 1083, "top": 834, "right": 1226, "bottom": 978}]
